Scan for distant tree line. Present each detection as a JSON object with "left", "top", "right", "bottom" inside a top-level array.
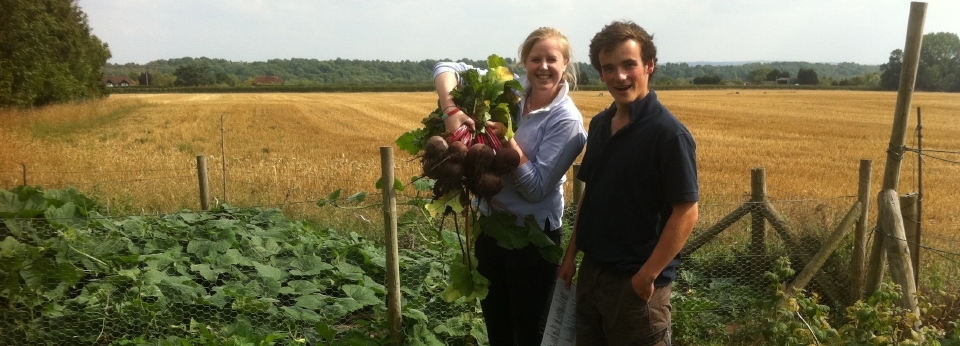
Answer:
[
  {"left": 0, "top": 0, "right": 111, "bottom": 107},
  {"left": 105, "top": 57, "right": 892, "bottom": 89},
  {"left": 879, "top": 32, "right": 960, "bottom": 92},
  {"left": 5, "top": 0, "right": 956, "bottom": 110}
]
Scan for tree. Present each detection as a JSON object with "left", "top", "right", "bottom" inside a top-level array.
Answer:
[
  {"left": 879, "top": 32, "right": 960, "bottom": 92},
  {"left": 748, "top": 68, "right": 773, "bottom": 84},
  {"left": 879, "top": 49, "right": 903, "bottom": 90},
  {"left": 765, "top": 69, "right": 789, "bottom": 81},
  {"left": 917, "top": 32, "right": 960, "bottom": 91},
  {"left": 797, "top": 68, "right": 819, "bottom": 85},
  {"left": 0, "top": 0, "right": 111, "bottom": 107},
  {"left": 213, "top": 71, "right": 239, "bottom": 86},
  {"left": 173, "top": 63, "right": 212, "bottom": 86}
]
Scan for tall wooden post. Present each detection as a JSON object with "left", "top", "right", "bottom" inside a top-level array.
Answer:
[
  {"left": 914, "top": 107, "right": 924, "bottom": 287},
  {"left": 381, "top": 147, "right": 402, "bottom": 343},
  {"left": 20, "top": 162, "right": 26, "bottom": 186},
  {"left": 750, "top": 168, "right": 767, "bottom": 256},
  {"left": 197, "top": 155, "right": 210, "bottom": 210},
  {"left": 866, "top": 1, "right": 926, "bottom": 299},
  {"left": 880, "top": 2, "right": 925, "bottom": 192},
  {"left": 851, "top": 160, "right": 872, "bottom": 301}
]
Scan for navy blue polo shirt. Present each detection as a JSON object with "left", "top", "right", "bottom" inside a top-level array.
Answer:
[{"left": 576, "top": 90, "right": 699, "bottom": 286}]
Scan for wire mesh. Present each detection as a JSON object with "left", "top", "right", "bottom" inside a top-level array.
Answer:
[{"left": 2, "top": 171, "right": 959, "bottom": 345}]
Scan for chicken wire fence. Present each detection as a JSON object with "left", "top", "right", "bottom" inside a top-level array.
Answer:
[{"left": 10, "top": 188, "right": 947, "bottom": 345}]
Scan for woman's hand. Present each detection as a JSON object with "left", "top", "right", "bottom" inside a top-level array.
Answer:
[{"left": 486, "top": 120, "right": 506, "bottom": 140}]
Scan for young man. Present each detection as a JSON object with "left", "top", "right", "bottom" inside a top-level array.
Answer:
[{"left": 558, "top": 21, "right": 699, "bottom": 345}]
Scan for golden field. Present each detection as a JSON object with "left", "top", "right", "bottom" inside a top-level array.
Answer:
[{"left": 1, "top": 90, "right": 958, "bottom": 252}]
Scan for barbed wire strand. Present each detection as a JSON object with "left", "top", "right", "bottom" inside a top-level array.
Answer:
[
  {"left": 872, "top": 227, "right": 960, "bottom": 266},
  {"left": 30, "top": 175, "right": 197, "bottom": 186},
  {"left": 17, "top": 167, "right": 192, "bottom": 174},
  {"left": 904, "top": 148, "right": 960, "bottom": 165}
]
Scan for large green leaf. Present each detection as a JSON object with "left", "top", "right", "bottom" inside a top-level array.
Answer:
[
  {"left": 253, "top": 261, "right": 287, "bottom": 282},
  {"left": 190, "top": 263, "right": 220, "bottom": 281},
  {"left": 341, "top": 284, "right": 380, "bottom": 307},
  {"left": 294, "top": 293, "right": 329, "bottom": 310},
  {"left": 396, "top": 128, "right": 429, "bottom": 155},
  {"left": 0, "top": 187, "right": 47, "bottom": 218},
  {"left": 280, "top": 306, "right": 322, "bottom": 323},
  {"left": 289, "top": 255, "right": 334, "bottom": 276},
  {"left": 424, "top": 190, "right": 463, "bottom": 218},
  {"left": 441, "top": 255, "right": 488, "bottom": 302},
  {"left": 477, "top": 212, "right": 531, "bottom": 249},
  {"left": 279, "top": 280, "right": 320, "bottom": 295},
  {"left": 43, "top": 187, "right": 98, "bottom": 213},
  {"left": 45, "top": 202, "right": 86, "bottom": 229}
]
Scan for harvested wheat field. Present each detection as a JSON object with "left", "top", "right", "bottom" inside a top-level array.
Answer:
[{"left": 1, "top": 90, "right": 958, "bottom": 252}]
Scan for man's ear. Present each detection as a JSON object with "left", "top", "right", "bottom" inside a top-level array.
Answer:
[{"left": 646, "top": 64, "right": 655, "bottom": 74}]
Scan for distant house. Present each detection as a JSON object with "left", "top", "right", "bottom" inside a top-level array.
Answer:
[
  {"left": 252, "top": 75, "right": 284, "bottom": 86},
  {"left": 102, "top": 76, "right": 137, "bottom": 87},
  {"left": 776, "top": 77, "right": 798, "bottom": 85}
]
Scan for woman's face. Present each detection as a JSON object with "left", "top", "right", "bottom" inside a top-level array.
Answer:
[{"left": 524, "top": 37, "right": 569, "bottom": 96}]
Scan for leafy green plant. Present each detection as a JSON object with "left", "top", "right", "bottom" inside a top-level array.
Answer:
[
  {"left": 841, "top": 282, "right": 946, "bottom": 345},
  {"left": 0, "top": 186, "right": 491, "bottom": 345},
  {"left": 671, "top": 271, "right": 734, "bottom": 346},
  {"left": 737, "top": 257, "right": 840, "bottom": 345}
]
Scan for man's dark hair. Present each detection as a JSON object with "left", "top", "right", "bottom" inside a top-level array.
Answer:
[{"left": 589, "top": 21, "right": 658, "bottom": 79}]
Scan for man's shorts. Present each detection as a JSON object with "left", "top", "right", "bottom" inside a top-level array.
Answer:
[{"left": 575, "top": 257, "right": 672, "bottom": 346}]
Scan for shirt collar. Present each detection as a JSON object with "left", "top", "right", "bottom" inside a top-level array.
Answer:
[{"left": 519, "top": 76, "right": 569, "bottom": 118}]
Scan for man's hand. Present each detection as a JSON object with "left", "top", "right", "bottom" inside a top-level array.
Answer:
[
  {"left": 631, "top": 269, "right": 656, "bottom": 301},
  {"left": 558, "top": 256, "right": 577, "bottom": 289}
]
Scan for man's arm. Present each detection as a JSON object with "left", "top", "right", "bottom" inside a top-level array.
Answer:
[{"left": 631, "top": 201, "right": 699, "bottom": 300}]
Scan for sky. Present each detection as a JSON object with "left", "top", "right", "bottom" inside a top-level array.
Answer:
[{"left": 78, "top": 0, "right": 960, "bottom": 66}]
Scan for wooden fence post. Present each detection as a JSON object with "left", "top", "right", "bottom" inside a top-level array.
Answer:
[
  {"left": 197, "top": 155, "right": 210, "bottom": 210},
  {"left": 899, "top": 193, "right": 919, "bottom": 287},
  {"left": 878, "top": 189, "right": 920, "bottom": 320},
  {"left": 380, "top": 147, "right": 402, "bottom": 344},
  {"left": 220, "top": 114, "right": 228, "bottom": 203},
  {"left": 851, "top": 159, "right": 873, "bottom": 301},
  {"left": 750, "top": 168, "right": 767, "bottom": 256},
  {"left": 915, "top": 106, "right": 924, "bottom": 288},
  {"left": 867, "top": 0, "right": 926, "bottom": 300},
  {"left": 789, "top": 201, "right": 861, "bottom": 294},
  {"left": 572, "top": 163, "right": 584, "bottom": 206},
  {"left": 20, "top": 162, "right": 26, "bottom": 186}
]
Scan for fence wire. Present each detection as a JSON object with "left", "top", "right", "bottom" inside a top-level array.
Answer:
[
  {"left": 4, "top": 190, "right": 959, "bottom": 345},
  {"left": 3, "top": 158, "right": 960, "bottom": 344}
]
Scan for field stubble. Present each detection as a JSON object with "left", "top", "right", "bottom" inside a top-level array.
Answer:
[{"left": 1, "top": 90, "right": 958, "bottom": 258}]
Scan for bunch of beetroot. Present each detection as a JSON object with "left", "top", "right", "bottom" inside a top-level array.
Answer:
[
  {"left": 394, "top": 53, "right": 523, "bottom": 212},
  {"left": 422, "top": 134, "right": 521, "bottom": 202}
]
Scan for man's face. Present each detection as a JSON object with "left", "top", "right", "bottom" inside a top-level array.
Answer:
[{"left": 598, "top": 39, "right": 653, "bottom": 107}]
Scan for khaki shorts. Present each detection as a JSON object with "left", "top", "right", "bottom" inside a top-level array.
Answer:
[{"left": 575, "top": 257, "right": 672, "bottom": 346}]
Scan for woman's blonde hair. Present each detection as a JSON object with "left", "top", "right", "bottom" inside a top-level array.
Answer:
[{"left": 518, "top": 27, "right": 578, "bottom": 89}]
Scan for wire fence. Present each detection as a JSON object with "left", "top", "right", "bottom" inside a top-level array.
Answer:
[{"left": 2, "top": 153, "right": 959, "bottom": 345}]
